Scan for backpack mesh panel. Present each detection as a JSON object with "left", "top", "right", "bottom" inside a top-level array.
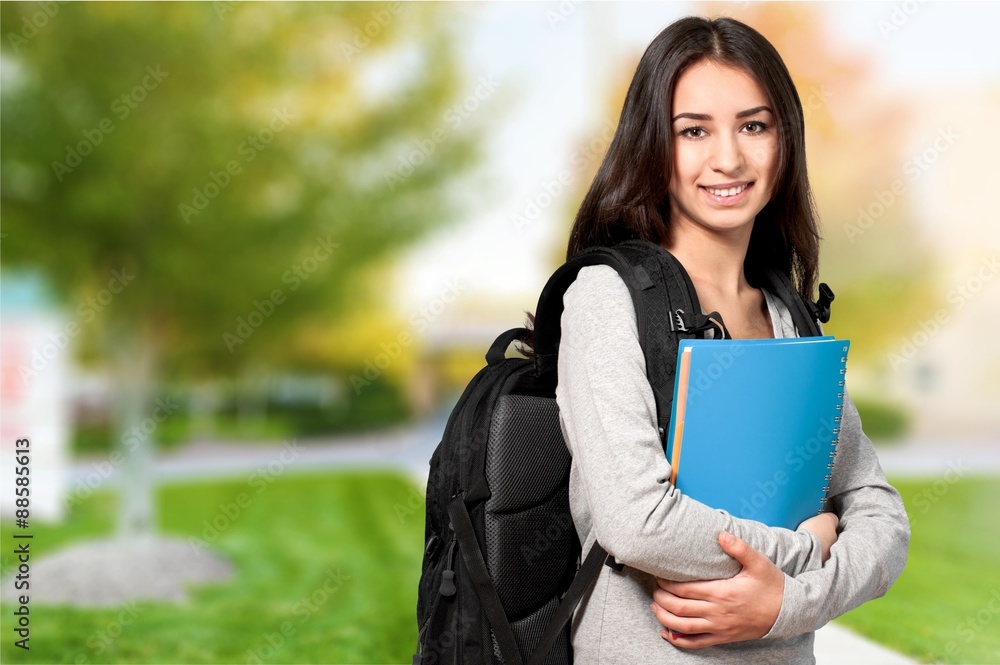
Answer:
[
  {"left": 484, "top": 495, "right": 575, "bottom": 616},
  {"left": 484, "top": 394, "right": 575, "bottom": 660},
  {"left": 490, "top": 596, "right": 569, "bottom": 665},
  {"left": 485, "top": 395, "right": 570, "bottom": 513}
]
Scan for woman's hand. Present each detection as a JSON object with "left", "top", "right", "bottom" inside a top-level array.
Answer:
[
  {"left": 649, "top": 532, "right": 784, "bottom": 649},
  {"left": 797, "top": 512, "right": 840, "bottom": 564}
]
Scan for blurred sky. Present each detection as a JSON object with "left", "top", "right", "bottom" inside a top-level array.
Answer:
[{"left": 394, "top": 1, "right": 1000, "bottom": 318}]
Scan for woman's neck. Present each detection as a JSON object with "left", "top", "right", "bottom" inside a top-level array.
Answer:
[
  {"left": 662, "top": 218, "right": 774, "bottom": 339},
  {"left": 662, "top": 222, "right": 753, "bottom": 299}
]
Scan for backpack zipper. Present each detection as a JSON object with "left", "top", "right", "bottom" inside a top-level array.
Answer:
[
  {"left": 439, "top": 534, "right": 457, "bottom": 596},
  {"left": 413, "top": 531, "right": 458, "bottom": 664}
]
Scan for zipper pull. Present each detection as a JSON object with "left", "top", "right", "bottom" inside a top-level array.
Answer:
[{"left": 439, "top": 538, "right": 457, "bottom": 597}]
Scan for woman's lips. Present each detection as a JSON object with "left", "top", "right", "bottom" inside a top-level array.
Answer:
[{"left": 700, "top": 182, "right": 754, "bottom": 206}]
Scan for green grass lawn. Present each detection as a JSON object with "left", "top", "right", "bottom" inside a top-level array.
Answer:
[
  {"left": 2, "top": 472, "right": 998, "bottom": 664},
  {"left": 836, "top": 475, "right": 1000, "bottom": 664},
  {"left": 0, "top": 470, "right": 424, "bottom": 664}
]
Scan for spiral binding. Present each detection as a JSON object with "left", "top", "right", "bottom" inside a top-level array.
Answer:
[{"left": 818, "top": 346, "right": 850, "bottom": 514}]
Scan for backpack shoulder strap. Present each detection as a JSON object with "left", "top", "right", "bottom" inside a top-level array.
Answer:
[
  {"left": 448, "top": 495, "right": 524, "bottom": 665},
  {"left": 605, "top": 240, "right": 728, "bottom": 438},
  {"left": 525, "top": 539, "right": 607, "bottom": 665},
  {"left": 532, "top": 241, "right": 724, "bottom": 418},
  {"left": 532, "top": 246, "right": 650, "bottom": 375},
  {"left": 761, "top": 270, "right": 835, "bottom": 338}
]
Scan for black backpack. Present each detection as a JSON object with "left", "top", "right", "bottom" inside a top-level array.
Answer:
[{"left": 413, "top": 240, "right": 833, "bottom": 665}]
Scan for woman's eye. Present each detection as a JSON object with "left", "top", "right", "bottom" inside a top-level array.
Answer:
[
  {"left": 680, "top": 126, "right": 706, "bottom": 138},
  {"left": 743, "top": 121, "right": 768, "bottom": 134}
]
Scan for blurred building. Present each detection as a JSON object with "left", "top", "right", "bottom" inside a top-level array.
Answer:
[{"left": 1, "top": 273, "right": 71, "bottom": 521}]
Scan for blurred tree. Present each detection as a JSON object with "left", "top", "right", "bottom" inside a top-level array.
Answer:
[{"left": 1, "top": 2, "right": 490, "bottom": 535}]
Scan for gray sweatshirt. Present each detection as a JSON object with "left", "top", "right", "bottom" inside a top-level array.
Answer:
[{"left": 555, "top": 265, "right": 910, "bottom": 664}]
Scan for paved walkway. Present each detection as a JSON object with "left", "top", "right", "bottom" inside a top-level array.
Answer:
[
  {"left": 815, "top": 623, "right": 917, "bottom": 664},
  {"left": 68, "top": 416, "right": 997, "bottom": 665}
]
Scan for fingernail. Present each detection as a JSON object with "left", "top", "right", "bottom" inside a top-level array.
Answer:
[
  {"left": 661, "top": 630, "right": 669, "bottom": 640},
  {"left": 721, "top": 531, "right": 735, "bottom": 546}
]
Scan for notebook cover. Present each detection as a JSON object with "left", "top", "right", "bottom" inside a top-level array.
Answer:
[{"left": 665, "top": 337, "right": 850, "bottom": 530}]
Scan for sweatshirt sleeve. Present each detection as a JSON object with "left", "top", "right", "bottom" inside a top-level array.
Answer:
[
  {"left": 761, "top": 392, "right": 911, "bottom": 639},
  {"left": 556, "top": 265, "right": 825, "bottom": 581}
]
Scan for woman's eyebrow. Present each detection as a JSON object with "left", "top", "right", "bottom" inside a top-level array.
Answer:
[
  {"left": 736, "top": 105, "right": 773, "bottom": 118},
  {"left": 671, "top": 112, "right": 711, "bottom": 122},
  {"left": 671, "top": 106, "right": 773, "bottom": 122}
]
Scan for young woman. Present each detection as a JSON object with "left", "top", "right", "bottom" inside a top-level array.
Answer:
[{"left": 555, "top": 16, "right": 909, "bottom": 662}]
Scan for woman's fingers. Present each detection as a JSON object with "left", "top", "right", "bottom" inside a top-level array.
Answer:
[
  {"left": 651, "top": 586, "right": 712, "bottom": 618},
  {"left": 648, "top": 602, "right": 712, "bottom": 635},
  {"left": 656, "top": 577, "right": 714, "bottom": 601},
  {"left": 662, "top": 628, "right": 721, "bottom": 650}
]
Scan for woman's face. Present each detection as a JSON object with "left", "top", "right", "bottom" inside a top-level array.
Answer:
[{"left": 666, "top": 59, "right": 779, "bottom": 239}]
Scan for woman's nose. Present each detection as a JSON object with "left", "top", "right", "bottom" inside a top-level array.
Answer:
[{"left": 709, "top": 134, "right": 745, "bottom": 174}]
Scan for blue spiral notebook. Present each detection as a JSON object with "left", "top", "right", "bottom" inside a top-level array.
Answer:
[{"left": 665, "top": 336, "right": 850, "bottom": 530}]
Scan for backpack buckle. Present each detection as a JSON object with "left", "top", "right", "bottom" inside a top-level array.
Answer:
[
  {"left": 424, "top": 534, "right": 441, "bottom": 558},
  {"left": 670, "top": 309, "right": 689, "bottom": 332},
  {"left": 816, "top": 283, "right": 835, "bottom": 324}
]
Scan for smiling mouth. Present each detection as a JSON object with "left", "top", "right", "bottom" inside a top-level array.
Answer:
[{"left": 703, "top": 183, "right": 752, "bottom": 197}]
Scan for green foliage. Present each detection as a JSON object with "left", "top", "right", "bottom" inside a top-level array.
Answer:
[
  {"left": 265, "top": 379, "right": 411, "bottom": 435},
  {"left": 209, "top": 376, "right": 412, "bottom": 437},
  {"left": 837, "top": 476, "right": 1000, "bottom": 664},
  {"left": 853, "top": 396, "right": 910, "bottom": 442},
  {"left": 71, "top": 377, "right": 412, "bottom": 453},
  {"left": 0, "top": 2, "right": 489, "bottom": 377},
  {"left": 0, "top": 471, "right": 425, "bottom": 664}
]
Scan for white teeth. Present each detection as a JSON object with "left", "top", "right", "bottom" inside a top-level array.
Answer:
[{"left": 706, "top": 184, "right": 747, "bottom": 197}]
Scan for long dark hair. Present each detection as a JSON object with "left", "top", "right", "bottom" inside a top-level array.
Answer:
[{"left": 567, "top": 16, "right": 820, "bottom": 299}]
